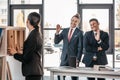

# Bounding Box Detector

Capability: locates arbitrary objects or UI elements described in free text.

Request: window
[114,0,120,68]
[10,0,42,4]
[82,9,109,33]
[44,0,77,28]
[115,0,120,28]
[0,9,7,15]
[79,0,113,4]
[44,0,77,79]
[1,19,7,24]
[0,0,7,25]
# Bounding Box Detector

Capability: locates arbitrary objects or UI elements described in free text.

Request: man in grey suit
[54,13,83,80]
[82,18,109,80]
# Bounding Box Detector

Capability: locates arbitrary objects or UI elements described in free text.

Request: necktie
[68,29,73,42]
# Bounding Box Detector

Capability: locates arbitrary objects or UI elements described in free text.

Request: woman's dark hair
[89,18,99,24]
[28,12,41,31]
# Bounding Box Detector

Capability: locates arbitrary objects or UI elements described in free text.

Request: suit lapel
[69,28,78,43]
[91,31,97,45]
[92,31,95,40]
[100,30,103,38]
[65,28,69,43]
[66,28,69,37]
[25,29,35,43]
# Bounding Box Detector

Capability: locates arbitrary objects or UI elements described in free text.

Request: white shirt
[93,31,101,44]
[28,28,35,36]
[25,28,35,40]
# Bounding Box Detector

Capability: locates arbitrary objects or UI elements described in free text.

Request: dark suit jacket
[14,29,43,76]
[54,27,83,66]
[82,30,109,67]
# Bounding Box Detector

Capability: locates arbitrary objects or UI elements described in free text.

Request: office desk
[47,66,120,80]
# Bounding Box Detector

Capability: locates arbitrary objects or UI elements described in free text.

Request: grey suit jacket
[54,27,83,66]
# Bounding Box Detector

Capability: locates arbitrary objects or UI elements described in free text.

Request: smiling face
[89,20,99,31]
[70,16,80,28]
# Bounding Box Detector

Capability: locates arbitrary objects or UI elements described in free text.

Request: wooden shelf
[0,26,25,80]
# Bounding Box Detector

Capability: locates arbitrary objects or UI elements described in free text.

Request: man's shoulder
[63,28,69,30]
[76,28,83,32]
[100,30,109,35]
[100,30,108,33]
[85,30,92,34]
[61,28,69,33]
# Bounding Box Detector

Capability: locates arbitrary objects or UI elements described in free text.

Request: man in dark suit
[82,18,109,80]
[54,13,83,80]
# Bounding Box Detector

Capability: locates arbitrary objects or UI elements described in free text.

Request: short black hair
[89,18,99,23]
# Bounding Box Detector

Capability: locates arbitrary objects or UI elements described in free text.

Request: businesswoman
[9,12,43,80]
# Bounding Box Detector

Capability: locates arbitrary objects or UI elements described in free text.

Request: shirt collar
[70,27,76,30]
[93,31,97,36]
[29,28,35,35]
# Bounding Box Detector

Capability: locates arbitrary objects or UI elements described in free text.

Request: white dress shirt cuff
[97,39,102,44]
